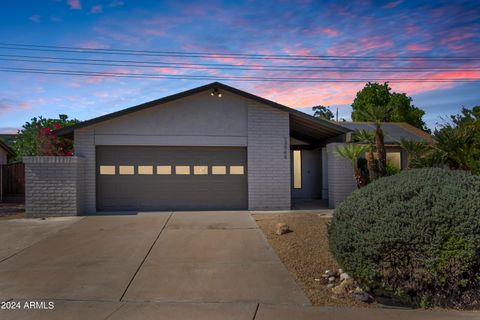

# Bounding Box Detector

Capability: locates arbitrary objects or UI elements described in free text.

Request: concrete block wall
[24,156,84,217]
[326,143,357,208]
[247,102,291,210]
[74,127,96,214]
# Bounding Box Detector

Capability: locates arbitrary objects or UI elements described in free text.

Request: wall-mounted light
[211,88,222,98]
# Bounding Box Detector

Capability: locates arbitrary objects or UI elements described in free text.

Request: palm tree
[359,105,393,177]
[336,144,369,188]
[399,138,427,169]
[353,129,377,181]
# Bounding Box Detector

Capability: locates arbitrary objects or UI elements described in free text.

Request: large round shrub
[328,168,480,308]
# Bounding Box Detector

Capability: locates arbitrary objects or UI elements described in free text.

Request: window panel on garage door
[96,146,247,211]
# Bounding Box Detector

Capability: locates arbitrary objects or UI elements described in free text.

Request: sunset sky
[0,0,479,133]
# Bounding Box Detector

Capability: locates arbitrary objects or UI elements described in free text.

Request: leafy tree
[12,114,79,161]
[312,105,334,120]
[389,93,428,131]
[351,82,427,131]
[335,144,369,188]
[353,129,377,181]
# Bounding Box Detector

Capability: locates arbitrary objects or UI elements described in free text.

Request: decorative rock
[326,283,335,289]
[324,270,336,277]
[331,278,355,297]
[338,268,343,274]
[275,223,290,235]
[328,276,335,283]
[352,291,371,302]
[340,272,351,281]
[314,278,321,282]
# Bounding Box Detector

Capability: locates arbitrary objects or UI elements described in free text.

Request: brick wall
[247,102,291,210]
[326,143,357,208]
[24,156,84,217]
[74,127,96,214]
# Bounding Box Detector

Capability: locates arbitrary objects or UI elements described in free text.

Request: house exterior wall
[0,148,7,165]
[247,102,291,210]
[24,156,84,217]
[68,90,291,213]
[74,127,95,214]
[326,143,356,209]
[92,91,248,147]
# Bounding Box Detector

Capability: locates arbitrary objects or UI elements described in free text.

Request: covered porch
[288,112,352,209]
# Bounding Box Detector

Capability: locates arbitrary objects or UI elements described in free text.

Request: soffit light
[210,88,222,98]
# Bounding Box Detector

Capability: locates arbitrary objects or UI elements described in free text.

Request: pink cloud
[382,0,402,9]
[143,28,166,37]
[91,5,103,14]
[326,36,394,56]
[406,44,431,52]
[77,41,109,49]
[0,127,19,134]
[68,0,82,10]
[320,28,339,37]
[304,27,340,37]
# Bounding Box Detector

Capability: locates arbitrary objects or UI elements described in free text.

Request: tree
[312,105,334,120]
[335,144,369,188]
[351,82,427,131]
[432,106,480,174]
[355,101,393,177]
[12,114,79,161]
[399,138,428,169]
[353,129,377,181]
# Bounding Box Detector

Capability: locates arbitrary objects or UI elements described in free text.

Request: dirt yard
[253,213,375,308]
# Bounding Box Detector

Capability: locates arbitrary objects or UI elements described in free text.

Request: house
[0,139,14,165]
[24,82,432,216]
[339,122,434,170]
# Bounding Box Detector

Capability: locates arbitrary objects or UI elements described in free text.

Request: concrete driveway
[0,212,477,320]
[0,211,307,319]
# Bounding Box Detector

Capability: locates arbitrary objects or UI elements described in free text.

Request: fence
[1,162,25,202]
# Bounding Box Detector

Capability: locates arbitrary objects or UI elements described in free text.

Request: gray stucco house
[23,82,432,216]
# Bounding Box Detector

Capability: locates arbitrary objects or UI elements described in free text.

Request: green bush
[328,168,480,308]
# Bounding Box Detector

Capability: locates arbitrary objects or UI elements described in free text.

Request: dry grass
[253,212,375,308]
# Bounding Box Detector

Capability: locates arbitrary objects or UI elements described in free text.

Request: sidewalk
[1,301,478,320]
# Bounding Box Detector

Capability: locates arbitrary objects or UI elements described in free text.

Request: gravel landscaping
[253,212,376,308]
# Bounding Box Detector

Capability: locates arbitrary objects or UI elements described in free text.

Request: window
[293,150,302,189]
[176,166,190,175]
[119,165,134,175]
[387,152,402,170]
[138,165,153,175]
[230,165,244,175]
[194,166,208,175]
[212,166,226,175]
[100,165,115,175]
[157,165,172,175]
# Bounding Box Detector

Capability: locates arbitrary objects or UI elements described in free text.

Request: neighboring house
[25,82,432,216]
[340,122,434,170]
[0,139,14,165]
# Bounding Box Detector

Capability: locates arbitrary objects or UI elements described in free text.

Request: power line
[1,55,480,73]
[1,43,479,61]
[0,66,478,83]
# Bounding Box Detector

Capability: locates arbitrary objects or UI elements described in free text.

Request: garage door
[96,146,247,211]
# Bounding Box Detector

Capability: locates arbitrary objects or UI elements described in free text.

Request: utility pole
[336,108,339,122]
